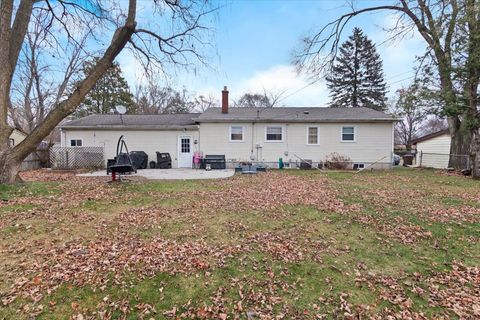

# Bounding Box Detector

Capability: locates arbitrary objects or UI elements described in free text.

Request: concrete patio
[77,168,235,180]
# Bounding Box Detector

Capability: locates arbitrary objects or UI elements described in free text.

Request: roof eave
[60,124,199,130]
[411,129,450,144]
[196,118,397,123]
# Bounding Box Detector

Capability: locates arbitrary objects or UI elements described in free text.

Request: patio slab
[77,168,235,180]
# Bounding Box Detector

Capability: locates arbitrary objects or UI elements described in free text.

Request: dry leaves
[0,169,478,319]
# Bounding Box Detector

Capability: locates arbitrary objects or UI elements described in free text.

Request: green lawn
[0,168,479,319]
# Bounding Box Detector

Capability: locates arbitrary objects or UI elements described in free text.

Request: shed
[412,130,451,168]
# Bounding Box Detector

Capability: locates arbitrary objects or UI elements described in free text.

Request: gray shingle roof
[197,107,396,123]
[61,114,200,129]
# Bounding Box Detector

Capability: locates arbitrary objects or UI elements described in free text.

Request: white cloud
[117,53,147,90]
[239,65,329,107]
[196,65,329,107]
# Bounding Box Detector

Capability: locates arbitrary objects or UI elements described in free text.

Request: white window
[353,163,365,169]
[266,126,283,142]
[70,139,83,147]
[341,126,355,142]
[307,126,319,145]
[229,126,244,142]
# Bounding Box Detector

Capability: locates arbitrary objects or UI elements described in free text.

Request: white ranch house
[60,88,397,169]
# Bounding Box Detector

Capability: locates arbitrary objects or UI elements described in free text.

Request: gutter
[195,118,399,124]
[59,124,200,131]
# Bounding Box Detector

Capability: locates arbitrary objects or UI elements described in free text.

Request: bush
[324,152,352,170]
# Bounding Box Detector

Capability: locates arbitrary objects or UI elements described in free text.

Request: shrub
[324,152,352,170]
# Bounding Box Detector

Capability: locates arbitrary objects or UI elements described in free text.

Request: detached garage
[412,130,451,168]
[60,114,200,168]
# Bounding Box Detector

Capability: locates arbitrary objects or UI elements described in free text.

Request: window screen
[230,126,243,141]
[308,127,319,144]
[342,127,355,141]
[266,127,282,141]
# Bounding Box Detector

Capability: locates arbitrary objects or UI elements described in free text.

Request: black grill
[156,152,172,169]
[201,155,226,169]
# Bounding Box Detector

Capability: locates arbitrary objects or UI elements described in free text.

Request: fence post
[419,151,423,167]
[476,151,480,179]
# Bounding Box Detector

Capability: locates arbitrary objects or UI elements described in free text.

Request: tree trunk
[470,130,480,179]
[0,0,137,184]
[0,151,22,183]
[448,116,471,170]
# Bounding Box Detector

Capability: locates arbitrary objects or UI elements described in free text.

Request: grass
[0,168,478,319]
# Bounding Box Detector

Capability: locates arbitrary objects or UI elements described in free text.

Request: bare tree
[193,93,218,112]
[420,116,448,136]
[0,0,213,183]
[134,81,194,114]
[9,10,90,134]
[391,84,425,150]
[295,0,480,177]
[234,88,286,108]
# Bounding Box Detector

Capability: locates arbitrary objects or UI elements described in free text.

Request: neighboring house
[412,129,451,168]
[60,87,397,169]
[9,127,27,147]
[8,127,49,170]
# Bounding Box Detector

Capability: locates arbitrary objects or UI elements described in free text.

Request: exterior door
[178,135,193,168]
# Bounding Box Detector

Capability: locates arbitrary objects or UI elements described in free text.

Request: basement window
[353,163,365,170]
[70,139,83,147]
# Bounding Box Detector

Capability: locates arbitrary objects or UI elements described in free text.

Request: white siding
[199,122,394,169]
[9,129,27,146]
[416,133,451,168]
[62,129,199,168]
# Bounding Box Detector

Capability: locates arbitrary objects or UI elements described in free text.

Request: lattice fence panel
[50,146,104,169]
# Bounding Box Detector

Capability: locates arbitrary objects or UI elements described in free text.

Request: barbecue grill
[201,155,226,170]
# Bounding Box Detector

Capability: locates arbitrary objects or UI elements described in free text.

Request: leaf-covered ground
[0,168,479,319]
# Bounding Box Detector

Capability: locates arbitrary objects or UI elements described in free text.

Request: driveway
[77,168,235,180]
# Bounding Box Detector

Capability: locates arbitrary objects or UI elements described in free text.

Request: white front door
[178,135,193,168]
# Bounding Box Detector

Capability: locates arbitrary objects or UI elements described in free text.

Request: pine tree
[74,58,135,117]
[326,28,387,111]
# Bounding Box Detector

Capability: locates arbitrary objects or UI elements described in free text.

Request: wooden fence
[20,148,49,171]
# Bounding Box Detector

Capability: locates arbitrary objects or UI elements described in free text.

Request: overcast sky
[117,0,426,107]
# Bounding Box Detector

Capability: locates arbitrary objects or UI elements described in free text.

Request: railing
[50,146,104,170]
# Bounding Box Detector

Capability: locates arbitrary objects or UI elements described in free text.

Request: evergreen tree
[74,58,135,117]
[326,28,387,111]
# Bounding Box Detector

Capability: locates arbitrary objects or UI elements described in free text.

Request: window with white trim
[230,126,244,142]
[70,139,83,147]
[266,126,283,141]
[307,127,319,145]
[341,126,355,142]
[353,163,365,169]
[9,138,15,147]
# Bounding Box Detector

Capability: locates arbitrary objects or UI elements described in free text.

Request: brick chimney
[221,86,229,114]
